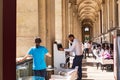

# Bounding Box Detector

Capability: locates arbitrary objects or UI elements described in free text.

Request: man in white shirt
[84,41,90,58]
[59,34,83,80]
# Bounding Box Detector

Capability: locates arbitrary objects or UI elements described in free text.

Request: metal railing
[16,58,33,79]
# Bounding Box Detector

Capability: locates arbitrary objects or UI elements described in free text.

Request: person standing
[84,41,90,58]
[17,37,51,79]
[59,34,83,80]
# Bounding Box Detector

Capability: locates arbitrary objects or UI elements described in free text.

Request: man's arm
[46,52,52,57]
[64,41,76,52]
[17,54,31,62]
[58,41,76,52]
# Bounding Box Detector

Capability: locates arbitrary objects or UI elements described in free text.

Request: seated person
[92,46,98,59]
[100,46,111,59]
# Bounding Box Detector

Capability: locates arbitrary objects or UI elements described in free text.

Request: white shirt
[64,39,83,56]
[84,42,90,48]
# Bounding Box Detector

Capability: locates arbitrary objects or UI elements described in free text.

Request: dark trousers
[72,55,83,80]
[84,48,89,58]
[33,69,47,80]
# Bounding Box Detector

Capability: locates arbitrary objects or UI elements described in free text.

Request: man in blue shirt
[17,37,51,79]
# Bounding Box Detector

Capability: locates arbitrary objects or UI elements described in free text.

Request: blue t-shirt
[28,46,48,70]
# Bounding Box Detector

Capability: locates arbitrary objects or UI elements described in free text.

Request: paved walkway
[82,57,115,80]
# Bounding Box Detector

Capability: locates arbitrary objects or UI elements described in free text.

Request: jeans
[33,69,47,80]
[72,55,83,80]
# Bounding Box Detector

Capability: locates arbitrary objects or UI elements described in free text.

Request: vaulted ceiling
[70,0,103,26]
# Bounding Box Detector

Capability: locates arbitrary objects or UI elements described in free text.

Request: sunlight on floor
[82,55,114,80]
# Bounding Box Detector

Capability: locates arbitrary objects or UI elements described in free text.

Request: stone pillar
[93,22,98,41]
[46,0,55,65]
[96,18,99,37]
[68,3,74,33]
[114,0,119,27]
[72,11,74,33]
[55,0,62,43]
[98,11,101,36]
[68,3,71,33]
[96,16,99,37]
[103,1,107,33]
[118,0,120,27]
[17,0,39,57]
[73,13,77,36]
[0,0,2,79]
[38,0,47,46]
[62,0,69,47]
[70,7,74,33]
[101,6,104,33]
[110,0,114,28]
[75,14,82,41]
[107,0,110,30]
[93,23,95,37]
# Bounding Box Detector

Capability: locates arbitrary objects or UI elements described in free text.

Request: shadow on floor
[82,73,88,77]
[83,62,97,67]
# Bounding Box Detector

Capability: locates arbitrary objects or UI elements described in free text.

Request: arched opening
[81,19,93,43]
[82,26,93,43]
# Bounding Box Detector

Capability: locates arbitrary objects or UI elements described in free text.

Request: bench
[97,58,113,71]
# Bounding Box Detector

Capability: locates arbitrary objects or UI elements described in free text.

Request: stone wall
[16,0,38,57]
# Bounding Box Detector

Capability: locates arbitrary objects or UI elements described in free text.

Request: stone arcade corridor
[16,0,120,80]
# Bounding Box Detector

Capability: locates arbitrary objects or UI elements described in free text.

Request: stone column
[93,22,96,40]
[70,6,74,33]
[96,19,99,37]
[0,0,2,79]
[68,3,74,33]
[110,0,114,28]
[96,16,99,37]
[103,1,107,33]
[55,0,62,43]
[98,11,101,36]
[114,0,119,27]
[101,6,104,33]
[107,0,110,30]
[38,0,47,46]
[73,13,77,36]
[93,22,97,41]
[68,3,71,33]
[75,14,82,41]
[62,0,69,47]
[118,0,120,27]
[46,0,55,65]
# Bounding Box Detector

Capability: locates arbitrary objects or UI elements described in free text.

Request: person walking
[17,37,51,80]
[83,41,90,58]
[59,34,83,80]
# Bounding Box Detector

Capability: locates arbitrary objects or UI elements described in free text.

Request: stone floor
[82,56,115,80]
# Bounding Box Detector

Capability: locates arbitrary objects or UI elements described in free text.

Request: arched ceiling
[76,0,102,26]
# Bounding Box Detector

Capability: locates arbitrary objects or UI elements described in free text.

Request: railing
[16,58,33,79]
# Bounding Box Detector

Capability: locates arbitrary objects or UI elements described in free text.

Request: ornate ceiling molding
[76,0,102,26]
[79,15,96,22]
[78,1,99,11]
